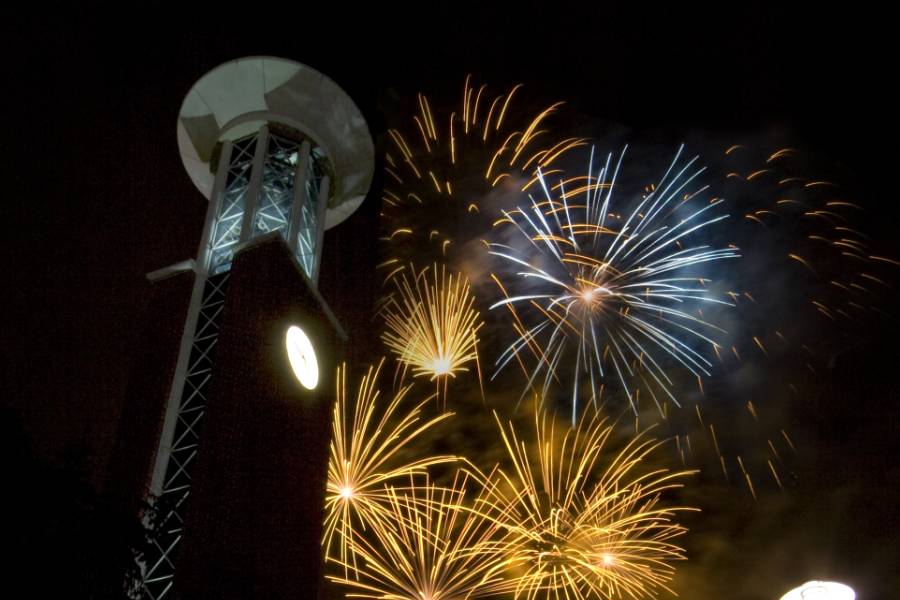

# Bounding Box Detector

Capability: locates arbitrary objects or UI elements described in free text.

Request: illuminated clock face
[286,325,319,390]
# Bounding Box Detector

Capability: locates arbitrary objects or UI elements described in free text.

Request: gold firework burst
[715,145,898,496]
[323,360,458,573]
[726,144,896,334]
[381,263,484,396]
[379,76,585,279]
[326,471,513,600]
[483,407,695,600]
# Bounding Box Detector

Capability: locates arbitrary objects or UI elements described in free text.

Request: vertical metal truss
[207,127,329,281]
[252,132,301,239]
[207,135,257,275]
[295,146,328,279]
[255,132,329,281]
[140,272,230,599]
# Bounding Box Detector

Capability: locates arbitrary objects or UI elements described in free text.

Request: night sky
[3,5,898,599]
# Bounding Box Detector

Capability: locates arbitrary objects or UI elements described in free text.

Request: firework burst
[323,360,458,573]
[724,144,896,346]
[326,471,513,599]
[381,263,484,399]
[489,145,739,419]
[481,407,694,600]
[677,144,899,497]
[379,76,585,280]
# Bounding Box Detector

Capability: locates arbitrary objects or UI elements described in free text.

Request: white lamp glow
[286,325,319,390]
[780,581,855,600]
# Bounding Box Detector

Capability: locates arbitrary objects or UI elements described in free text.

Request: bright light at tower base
[780,581,855,600]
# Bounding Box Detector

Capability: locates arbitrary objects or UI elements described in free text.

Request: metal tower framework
[141,123,331,599]
[134,56,374,599]
[141,271,229,599]
[206,126,331,279]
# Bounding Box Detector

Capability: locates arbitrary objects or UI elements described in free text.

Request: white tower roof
[176,56,374,229]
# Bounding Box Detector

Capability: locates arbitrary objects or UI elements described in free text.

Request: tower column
[119,56,374,599]
[287,140,312,258]
[312,175,330,281]
[239,124,270,245]
[198,140,233,272]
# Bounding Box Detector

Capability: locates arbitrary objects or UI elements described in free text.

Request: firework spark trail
[709,145,899,494]
[323,360,459,574]
[326,471,515,599]
[379,76,585,279]
[490,146,739,420]
[727,145,897,339]
[476,406,694,600]
[381,263,484,402]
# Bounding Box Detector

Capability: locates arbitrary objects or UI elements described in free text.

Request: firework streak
[381,263,484,403]
[323,361,458,574]
[476,408,695,600]
[490,146,739,421]
[379,76,585,280]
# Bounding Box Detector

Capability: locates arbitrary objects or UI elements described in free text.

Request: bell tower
[112,57,374,599]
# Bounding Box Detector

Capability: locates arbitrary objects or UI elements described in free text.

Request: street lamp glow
[780,581,855,600]
[286,325,319,390]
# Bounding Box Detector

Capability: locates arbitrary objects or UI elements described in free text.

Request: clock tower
[109,57,374,599]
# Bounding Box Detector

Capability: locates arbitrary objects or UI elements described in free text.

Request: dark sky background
[2,4,898,599]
